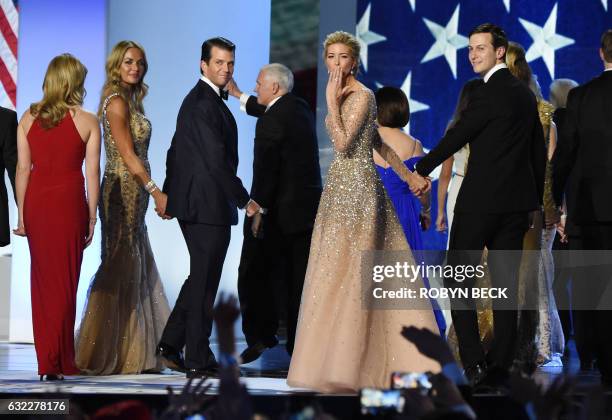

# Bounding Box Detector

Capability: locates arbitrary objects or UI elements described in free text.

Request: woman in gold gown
[75,41,170,375]
[287,31,440,393]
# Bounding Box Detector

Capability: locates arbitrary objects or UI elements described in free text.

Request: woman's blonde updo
[98,40,148,117]
[30,53,87,129]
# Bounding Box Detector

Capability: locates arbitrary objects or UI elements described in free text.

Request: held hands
[326,67,351,108]
[154,191,172,220]
[245,199,261,217]
[225,78,242,99]
[408,172,431,197]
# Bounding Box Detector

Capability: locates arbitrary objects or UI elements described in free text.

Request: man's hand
[245,200,261,217]
[225,78,242,99]
[251,213,264,238]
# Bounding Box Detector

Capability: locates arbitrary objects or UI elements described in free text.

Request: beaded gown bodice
[100,93,152,253]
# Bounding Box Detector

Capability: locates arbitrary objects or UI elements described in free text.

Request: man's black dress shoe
[186,362,219,379]
[156,343,186,373]
[464,361,488,387]
[240,338,278,364]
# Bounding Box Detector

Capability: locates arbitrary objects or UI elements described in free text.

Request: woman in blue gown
[373,86,446,335]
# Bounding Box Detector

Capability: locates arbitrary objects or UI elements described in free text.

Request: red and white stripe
[0,0,17,110]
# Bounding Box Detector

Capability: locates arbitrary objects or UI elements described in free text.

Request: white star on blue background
[356,3,387,72]
[519,3,575,78]
[420,4,469,79]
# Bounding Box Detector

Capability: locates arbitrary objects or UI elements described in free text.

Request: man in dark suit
[0,106,17,248]
[553,29,612,385]
[414,23,546,384]
[157,37,261,378]
[227,63,322,363]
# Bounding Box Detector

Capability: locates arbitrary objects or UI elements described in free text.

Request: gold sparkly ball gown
[75,93,171,375]
[286,85,440,393]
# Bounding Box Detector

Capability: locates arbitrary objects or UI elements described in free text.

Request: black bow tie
[220,89,228,100]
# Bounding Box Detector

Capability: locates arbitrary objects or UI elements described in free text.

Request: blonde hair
[506,41,542,98]
[98,40,148,117]
[30,53,87,129]
[323,31,360,71]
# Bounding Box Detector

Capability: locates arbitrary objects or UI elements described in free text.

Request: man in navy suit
[553,29,612,385]
[157,37,261,378]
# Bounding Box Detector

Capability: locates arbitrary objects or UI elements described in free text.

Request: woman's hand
[436,212,447,232]
[420,210,431,231]
[84,218,96,248]
[326,67,351,109]
[13,219,26,237]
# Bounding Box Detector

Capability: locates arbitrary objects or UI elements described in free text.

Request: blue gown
[376,156,446,335]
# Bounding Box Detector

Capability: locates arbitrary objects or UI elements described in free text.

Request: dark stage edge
[2,340,612,419]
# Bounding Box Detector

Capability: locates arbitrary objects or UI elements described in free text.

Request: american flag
[356,0,611,249]
[0,0,17,110]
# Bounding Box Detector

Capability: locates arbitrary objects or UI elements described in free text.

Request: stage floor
[0,340,313,395]
[0,339,604,396]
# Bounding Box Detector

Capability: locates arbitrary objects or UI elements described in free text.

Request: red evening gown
[24,113,88,375]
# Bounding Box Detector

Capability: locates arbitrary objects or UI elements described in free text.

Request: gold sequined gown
[75,93,170,375]
[286,86,440,393]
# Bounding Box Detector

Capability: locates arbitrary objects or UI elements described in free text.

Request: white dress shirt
[483,63,508,83]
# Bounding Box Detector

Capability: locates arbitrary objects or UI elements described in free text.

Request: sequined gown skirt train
[75,170,170,375]
[287,157,440,393]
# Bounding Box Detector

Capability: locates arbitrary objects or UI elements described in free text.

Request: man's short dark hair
[601,29,612,62]
[201,37,235,63]
[375,86,410,128]
[469,23,508,58]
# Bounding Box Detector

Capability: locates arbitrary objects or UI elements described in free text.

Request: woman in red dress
[14,54,101,380]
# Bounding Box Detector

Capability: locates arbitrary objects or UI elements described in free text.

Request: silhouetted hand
[401,326,454,365]
[161,377,213,420]
[401,388,435,418]
[213,293,240,354]
[428,373,466,408]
